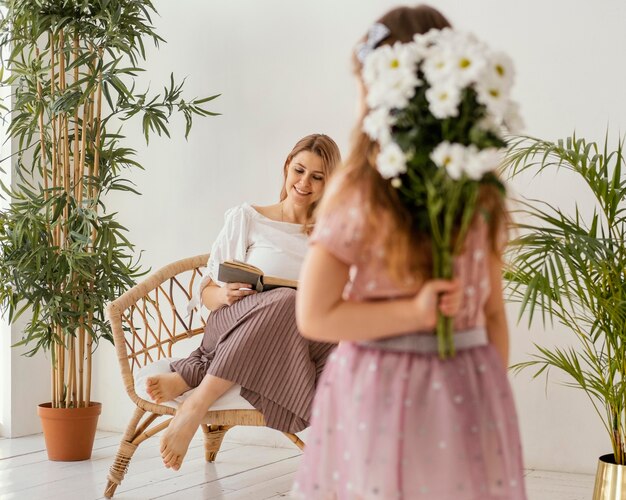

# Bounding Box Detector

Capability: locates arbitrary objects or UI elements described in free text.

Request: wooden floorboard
[0,431,596,499]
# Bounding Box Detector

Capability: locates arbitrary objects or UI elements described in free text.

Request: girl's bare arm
[483,253,510,367]
[296,244,461,342]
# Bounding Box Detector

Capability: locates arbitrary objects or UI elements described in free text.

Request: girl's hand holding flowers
[411,279,462,331]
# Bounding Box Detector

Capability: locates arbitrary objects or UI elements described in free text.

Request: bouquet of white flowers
[362,27,522,358]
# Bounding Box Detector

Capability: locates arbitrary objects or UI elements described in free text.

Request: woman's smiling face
[283,151,326,207]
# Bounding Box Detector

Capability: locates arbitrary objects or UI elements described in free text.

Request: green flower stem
[434,245,454,358]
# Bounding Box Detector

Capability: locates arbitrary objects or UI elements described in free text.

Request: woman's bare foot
[146,372,190,404]
[160,400,204,470]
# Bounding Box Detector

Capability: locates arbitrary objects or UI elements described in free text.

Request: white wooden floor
[0,431,595,499]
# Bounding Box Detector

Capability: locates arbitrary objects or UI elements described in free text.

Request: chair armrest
[107,254,210,404]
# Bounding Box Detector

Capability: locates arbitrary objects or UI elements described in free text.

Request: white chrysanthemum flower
[478,147,504,172]
[366,74,420,110]
[396,41,422,68]
[418,27,454,47]
[430,141,466,180]
[503,100,524,134]
[363,108,395,145]
[426,84,461,119]
[449,44,487,87]
[463,145,482,180]
[376,142,408,179]
[489,51,515,91]
[402,40,428,64]
[465,146,503,180]
[476,74,508,120]
[422,46,454,85]
[362,44,392,87]
[363,43,421,110]
[477,113,502,135]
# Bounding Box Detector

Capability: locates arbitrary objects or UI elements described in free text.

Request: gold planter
[593,454,626,499]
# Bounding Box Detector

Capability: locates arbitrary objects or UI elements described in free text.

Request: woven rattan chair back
[103,254,304,498]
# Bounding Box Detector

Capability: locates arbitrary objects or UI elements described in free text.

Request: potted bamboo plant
[504,134,626,499]
[0,0,217,461]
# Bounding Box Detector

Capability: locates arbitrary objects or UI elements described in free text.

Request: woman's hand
[220,282,257,306]
[411,279,462,331]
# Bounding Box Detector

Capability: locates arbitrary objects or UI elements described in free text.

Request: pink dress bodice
[311,191,492,332]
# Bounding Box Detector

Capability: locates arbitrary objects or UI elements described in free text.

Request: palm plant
[0,0,218,410]
[505,134,626,464]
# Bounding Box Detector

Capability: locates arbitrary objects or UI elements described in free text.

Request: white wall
[0,60,10,436]
[85,0,625,474]
[0,109,50,437]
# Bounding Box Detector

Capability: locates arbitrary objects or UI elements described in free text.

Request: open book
[217,260,298,292]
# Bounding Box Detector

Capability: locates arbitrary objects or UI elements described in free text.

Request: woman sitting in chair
[146,133,341,470]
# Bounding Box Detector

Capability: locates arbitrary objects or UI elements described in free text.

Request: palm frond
[505,132,626,462]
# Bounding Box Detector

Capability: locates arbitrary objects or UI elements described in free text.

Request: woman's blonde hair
[279,134,341,232]
[319,5,509,283]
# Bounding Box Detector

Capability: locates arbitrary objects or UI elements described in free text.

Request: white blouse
[188,203,308,312]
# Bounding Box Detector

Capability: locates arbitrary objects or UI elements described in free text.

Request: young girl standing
[293,5,526,500]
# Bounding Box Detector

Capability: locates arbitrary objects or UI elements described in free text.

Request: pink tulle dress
[292,194,527,500]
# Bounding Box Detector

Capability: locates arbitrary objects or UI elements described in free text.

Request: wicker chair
[103,254,305,498]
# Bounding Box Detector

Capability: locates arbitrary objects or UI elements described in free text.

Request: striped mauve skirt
[170,288,336,433]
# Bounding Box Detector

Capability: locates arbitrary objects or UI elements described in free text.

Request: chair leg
[104,439,139,498]
[283,432,305,450]
[202,424,230,462]
[104,407,155,499]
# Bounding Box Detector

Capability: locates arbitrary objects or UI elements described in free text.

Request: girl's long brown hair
[319,5,509,283]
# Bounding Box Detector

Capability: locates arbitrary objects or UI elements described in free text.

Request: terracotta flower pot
[37,402,102,461]
[593,454,626,499]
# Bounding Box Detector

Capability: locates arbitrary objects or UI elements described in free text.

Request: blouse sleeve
[187,205,250,313]
[310,189,365,266]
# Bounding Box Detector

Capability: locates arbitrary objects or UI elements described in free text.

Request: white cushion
[134,358,255,411]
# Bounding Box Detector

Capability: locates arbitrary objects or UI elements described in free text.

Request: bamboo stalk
[71,335,77,407]
[55,342,60,408]
[51,347,57,407]
[86,316,93,406]
[87,81,95,205]
[65,334,74,408]
[59,31,73,407]
[34,47,49,202]
[53,333,58,408]
[92,48,104,201]
[78,98,90,206]
[69,33,82,408]
[59,29,70,244]
[49,33,61,250]
[85,49,103,409]
[49,33,62,408]
[78,322,85,407]
[58,325,65,408]
[59,30,80,409]
[49,32,57,178]
[73,33,80,199]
